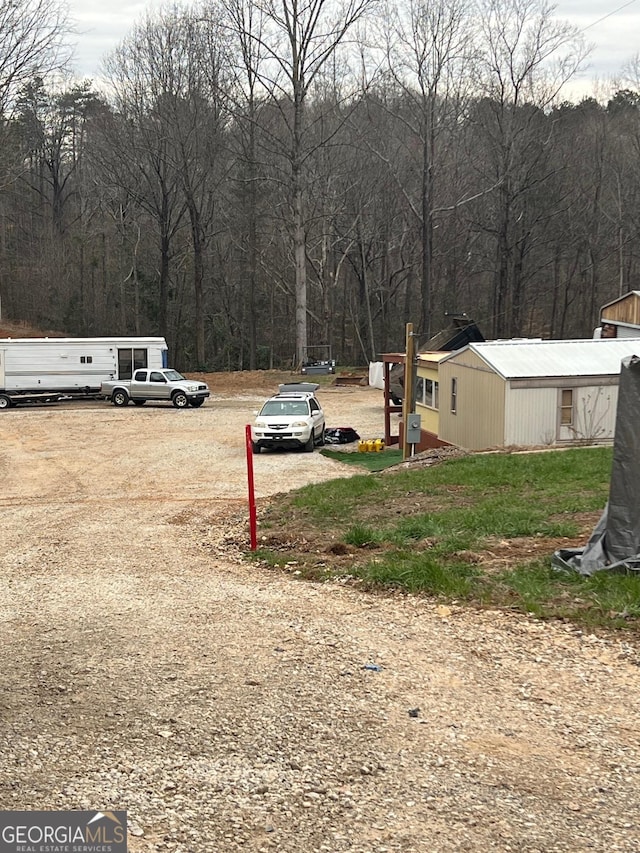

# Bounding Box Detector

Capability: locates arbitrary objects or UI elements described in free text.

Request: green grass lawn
[253,446,640,631]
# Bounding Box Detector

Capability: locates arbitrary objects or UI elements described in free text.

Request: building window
[415,376,425,404]
[561,389,573,425]
[425,379,439,410]
[451,377,457,414]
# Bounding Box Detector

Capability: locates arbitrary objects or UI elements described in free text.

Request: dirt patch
[191,369,305,395]
[466,512,605,574]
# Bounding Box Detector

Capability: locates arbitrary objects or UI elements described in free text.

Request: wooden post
[402,323,415,461]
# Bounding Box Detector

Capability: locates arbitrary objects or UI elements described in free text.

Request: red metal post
[245,424,258,550]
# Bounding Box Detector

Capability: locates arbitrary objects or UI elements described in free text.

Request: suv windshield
[260,399,310,416]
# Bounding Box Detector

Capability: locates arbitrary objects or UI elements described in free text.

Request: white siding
[504,384,619,445]
[0,338,167,392]
[3,341,117,390]
[504,387,558,445]
[567,385,618,442]
[615,325,640,338]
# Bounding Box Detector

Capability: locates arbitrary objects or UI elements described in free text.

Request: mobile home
[0,337,168,408]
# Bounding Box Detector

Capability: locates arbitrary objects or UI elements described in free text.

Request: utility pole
[402,322,416,461]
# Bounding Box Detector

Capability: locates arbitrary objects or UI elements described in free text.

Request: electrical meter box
[405,414,422,445]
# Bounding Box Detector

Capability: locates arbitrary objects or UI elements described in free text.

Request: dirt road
[1,383,639,852]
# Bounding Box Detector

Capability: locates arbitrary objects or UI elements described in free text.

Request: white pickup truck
[101,368,210,408]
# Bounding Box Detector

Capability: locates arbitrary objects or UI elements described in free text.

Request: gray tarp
[552,354,640,575]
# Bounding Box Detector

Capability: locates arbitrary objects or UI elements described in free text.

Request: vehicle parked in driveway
[101,368,209,408]
[251,391,325,453]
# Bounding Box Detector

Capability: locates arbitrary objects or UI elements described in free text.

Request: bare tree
[379,0,475,339]
[158,5,233,367]
[0,0,70,116]
[237,0,378,366]
[223,0,266,368]
[101,15,192,343]
[621,53,640,91]
[471,0,588,337]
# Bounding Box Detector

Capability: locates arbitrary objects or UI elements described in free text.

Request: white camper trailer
[0,337,168,408]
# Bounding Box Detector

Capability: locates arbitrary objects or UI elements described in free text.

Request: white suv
[251,392,325,453]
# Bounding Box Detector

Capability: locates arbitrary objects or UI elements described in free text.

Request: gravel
[1,385,640,852]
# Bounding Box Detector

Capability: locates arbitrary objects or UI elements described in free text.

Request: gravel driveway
[1,385,639,852]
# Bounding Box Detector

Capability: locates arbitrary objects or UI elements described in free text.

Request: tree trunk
[292,87,307,367]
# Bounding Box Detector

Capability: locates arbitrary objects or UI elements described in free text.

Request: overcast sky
[558,0,640,95]
[67,0,640,100]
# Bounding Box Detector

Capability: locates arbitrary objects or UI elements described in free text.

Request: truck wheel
[133,400,146,406]
[252,442,261,454]
[303,433,314,452]
[190,399,204,408]
[0,394,12,409]
[172,391,189,408]
[112,390,129,407]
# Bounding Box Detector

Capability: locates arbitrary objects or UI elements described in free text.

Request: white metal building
[437,338,640,450]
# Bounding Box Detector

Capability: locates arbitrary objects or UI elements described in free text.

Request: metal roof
[444,338,640,380]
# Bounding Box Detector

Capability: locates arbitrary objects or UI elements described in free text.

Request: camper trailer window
[134,349,148,370]
[80,356,93,364]
[118,349,133,379]
[119,347,149,379]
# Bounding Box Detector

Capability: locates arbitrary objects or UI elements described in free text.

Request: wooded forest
[0,0,638,370]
